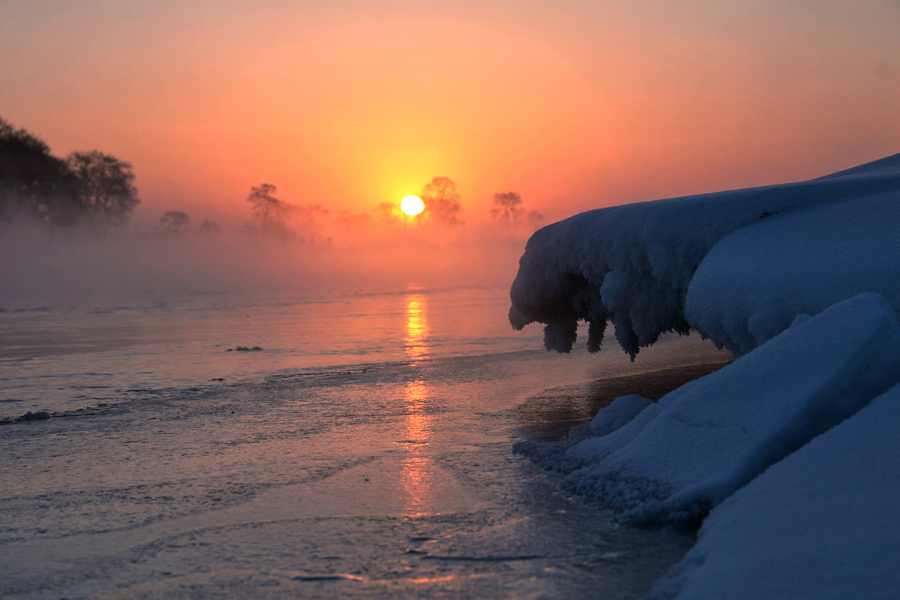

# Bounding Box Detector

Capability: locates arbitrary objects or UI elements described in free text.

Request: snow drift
[686,189,900,354]
[509,152,900,357]
[510,152,900,597]
[560,293,900,525]
[649,382,900,600]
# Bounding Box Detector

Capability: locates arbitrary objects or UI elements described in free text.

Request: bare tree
[420,177,463,226]
[1,116,79,224]
[246,183,296,237]
[158,210,191,237]
[490,192,523,225]
[246,183,330,242]
[372,202,400,224]
[66,150,139,230]
[294,203,329,227]
[490,191,543,230]
[198,219,220,235]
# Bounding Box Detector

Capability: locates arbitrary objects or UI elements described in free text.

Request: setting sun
[401,195,425,216]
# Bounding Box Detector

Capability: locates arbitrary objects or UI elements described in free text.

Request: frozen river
[0,287,730,598]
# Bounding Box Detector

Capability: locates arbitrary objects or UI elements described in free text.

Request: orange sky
[2,1,899,226]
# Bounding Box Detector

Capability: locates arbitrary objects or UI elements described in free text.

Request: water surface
[0,286,731,598]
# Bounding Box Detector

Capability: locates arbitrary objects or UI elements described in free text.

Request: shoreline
[516,359,734,443]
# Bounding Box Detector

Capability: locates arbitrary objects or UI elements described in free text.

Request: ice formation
[510,152,900,598]
[649,382,900,600]
[565,394,652,445]
[509,152,900,357]
[563,294,900,525]
[686,190,900,354]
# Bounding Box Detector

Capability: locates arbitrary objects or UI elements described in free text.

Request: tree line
[2,115,544,238]
[0,116,139,229]
[246,176,542,240]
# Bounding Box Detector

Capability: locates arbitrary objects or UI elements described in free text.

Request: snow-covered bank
[510,152,900,357]
[510,153,900,598]
[686,189,900,354]
[648,382,900,600]
[546,294,900,525]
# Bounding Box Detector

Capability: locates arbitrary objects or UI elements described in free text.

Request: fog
[0,212,535,309]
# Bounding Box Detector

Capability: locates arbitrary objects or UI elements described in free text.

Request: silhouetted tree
[372,202,400,224]
[158,210,191,237]
[490,190,543,230]
[246,183,330,241]
[0,117,79,223]
[490,192,523,225]
[246,183,298,237]
[66,150,139,230]
[1,117,140,229]
[294,203,329,227]
[420,177,463,226]
[198,219,220,235]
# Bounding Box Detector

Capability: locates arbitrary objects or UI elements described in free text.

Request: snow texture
[566,394,652,445]
[510,152,900,597]
[560,294,900,525]
[649,382,900,600]
[686,189,900,354]
[509,152,900,357]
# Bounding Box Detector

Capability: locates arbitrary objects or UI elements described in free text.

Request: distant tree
[157,210,191,237]
[0,116,79,224]
[66,150,139,230]
[1,117,140,229]
[198,219,220,235]
[246,183,330,241]
[372,202,400,224]
[246,183,302,239]
[490,191,543,230]
[490,192,523,225]
[420,177,463,226]
[294,203,329,227]
[247,183,290,231]
[336,210,373,229]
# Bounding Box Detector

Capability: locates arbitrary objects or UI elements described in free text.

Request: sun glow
[401,195,425,216]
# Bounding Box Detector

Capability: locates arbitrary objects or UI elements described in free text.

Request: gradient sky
[2,0,899,225]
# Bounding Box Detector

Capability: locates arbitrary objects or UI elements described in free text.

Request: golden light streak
[404,293,429,361]
[401,293,433,516]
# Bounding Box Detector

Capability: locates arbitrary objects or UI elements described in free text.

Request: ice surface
[649,382,900,600]
[509,152,900,357]
[560,294,900,524]
[0,310,728,599]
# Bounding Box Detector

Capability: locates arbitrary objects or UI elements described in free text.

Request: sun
[401,195,425,216]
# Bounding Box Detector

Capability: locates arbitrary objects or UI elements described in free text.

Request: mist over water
[0,205,733,600]
[0,215,548,419]
[0,216,530,309]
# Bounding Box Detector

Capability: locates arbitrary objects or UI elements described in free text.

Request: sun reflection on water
[401,292,434,516]
[404,293,429,361]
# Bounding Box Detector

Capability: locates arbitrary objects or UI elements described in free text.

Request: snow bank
[566,394,652,445]
[509,153,900,357]
[686,190,900,354]
[510,153,900,596]
[561,294,900,525]
[649,382,900,600]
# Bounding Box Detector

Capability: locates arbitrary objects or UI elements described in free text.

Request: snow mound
[560,294,900,525]
[566,394,652,445]
[650,382,900,600]
[509,153,900,357]
[686,190,900,354]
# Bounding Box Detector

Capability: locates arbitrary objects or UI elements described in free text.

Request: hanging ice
[509,153,900,357]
